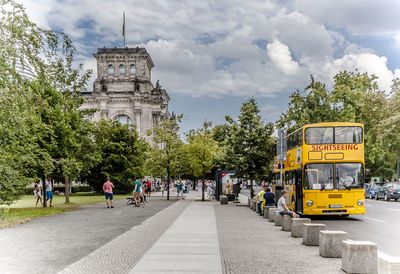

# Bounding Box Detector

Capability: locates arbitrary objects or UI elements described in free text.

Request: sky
[21,0,400,134]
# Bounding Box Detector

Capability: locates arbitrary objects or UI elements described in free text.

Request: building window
[108,64,114,75]
[119,64,125,75]
[115,114,133,125]
[130,64,136,75]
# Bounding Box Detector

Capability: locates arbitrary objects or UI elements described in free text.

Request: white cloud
[267,39,299,75]
[305,53,400,93]
[19,0,400,99]
[294,0,400,36]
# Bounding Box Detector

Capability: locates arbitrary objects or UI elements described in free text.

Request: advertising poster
[221,172,237,195]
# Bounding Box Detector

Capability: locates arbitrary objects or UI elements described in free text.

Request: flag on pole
[122,12,126,47]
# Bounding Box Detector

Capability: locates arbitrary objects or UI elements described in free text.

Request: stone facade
[81,47,170,143]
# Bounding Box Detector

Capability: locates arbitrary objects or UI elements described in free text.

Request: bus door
[295,168,303,213]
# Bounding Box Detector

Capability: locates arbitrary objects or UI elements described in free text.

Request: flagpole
[123,12,126,47]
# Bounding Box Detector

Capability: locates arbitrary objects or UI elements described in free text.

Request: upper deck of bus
[284,122,364,169]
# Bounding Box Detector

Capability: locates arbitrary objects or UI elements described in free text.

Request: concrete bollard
[378,252,400,274]
[291,218,311,238]
[341,240,378,274]
[282,215,291,231]
[263,206,276,219]
[268,209,277,222]
[252,200,257,212]
[220,195,228,204]
[248,197,251,207]
[319,231,347,258]
[303,223,326,246]
[249,199,254,210]
[274,211,283,226]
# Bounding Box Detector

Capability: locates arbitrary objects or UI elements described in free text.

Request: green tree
[277,76,335,133]
[83,120,148,194]
[146,115,183,200]
[377,78,400,179]
[186,121,222,201]
[224,99,275,198]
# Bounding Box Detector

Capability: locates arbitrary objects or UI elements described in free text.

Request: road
[240,187,400,257]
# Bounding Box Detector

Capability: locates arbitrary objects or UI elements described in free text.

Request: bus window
[334,127,362,144]
[297,129,303,146]
[305,127,333,144]
[304,163,334,190]
[336,163,364,189]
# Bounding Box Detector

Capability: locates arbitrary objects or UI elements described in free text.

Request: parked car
[365,181,384,199]
[366,185,381,199]
[375,183,400,201]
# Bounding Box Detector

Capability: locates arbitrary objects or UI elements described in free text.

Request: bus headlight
[357,200,364,206]
[307,200,314,207]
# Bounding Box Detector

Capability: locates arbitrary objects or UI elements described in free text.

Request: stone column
[134,109,142,136]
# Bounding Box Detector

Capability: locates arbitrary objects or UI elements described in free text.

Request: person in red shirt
[103,177,115,208]
[146,181,152,197]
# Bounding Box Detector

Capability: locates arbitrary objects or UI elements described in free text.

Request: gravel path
[0,197,179,274]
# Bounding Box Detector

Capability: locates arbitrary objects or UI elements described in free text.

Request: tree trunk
[202,171,205,201]
[42,175,47,208]
[65,175,70,203]
[250,179,254,199]
[193,178,196,190]
[167,169,170,201]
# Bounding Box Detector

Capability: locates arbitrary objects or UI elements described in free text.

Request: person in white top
[33,180,42,207]
[277,190,298,218]
[45,178,53,207]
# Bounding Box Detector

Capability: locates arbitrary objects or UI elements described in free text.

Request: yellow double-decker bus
[272,122,365,216]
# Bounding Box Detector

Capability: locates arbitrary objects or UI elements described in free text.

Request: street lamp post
[397,153,399,182]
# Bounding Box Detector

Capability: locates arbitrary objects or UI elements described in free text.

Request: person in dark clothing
[263,188,275,206]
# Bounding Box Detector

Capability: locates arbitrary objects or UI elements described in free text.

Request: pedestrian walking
[133,179,141,206]
[33,180,42,207]
[177,181,184,199]
[45,178,53,207]
[146,181,152,197]
[103,177,115,208]
[161,182,165,198]
[207,183,212,199]
[140,185,147,204]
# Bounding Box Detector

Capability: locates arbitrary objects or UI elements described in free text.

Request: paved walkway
[130,202,222,273]
[0,196,178,274]
[1,190,346,273]
[215,202,342,274]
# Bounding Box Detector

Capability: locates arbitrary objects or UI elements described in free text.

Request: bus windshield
[336,163,364,189]
[304,164,334,190]
[305,163,364,190]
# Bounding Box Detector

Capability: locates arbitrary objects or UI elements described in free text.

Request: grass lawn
[0,193,131,228]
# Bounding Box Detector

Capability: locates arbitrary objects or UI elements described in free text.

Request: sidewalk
[214,202,342,274]
[130,201,222,273]
[55,192,343,274]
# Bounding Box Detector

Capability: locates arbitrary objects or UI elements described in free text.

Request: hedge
[23,185,92,195]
